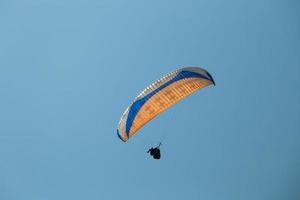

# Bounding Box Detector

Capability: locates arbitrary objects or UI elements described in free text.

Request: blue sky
[0,0,299,199]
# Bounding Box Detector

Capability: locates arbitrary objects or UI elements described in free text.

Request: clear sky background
[0,0,299,200]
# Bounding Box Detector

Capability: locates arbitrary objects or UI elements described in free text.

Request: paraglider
[147,143,162,160]
[116,66,215,159]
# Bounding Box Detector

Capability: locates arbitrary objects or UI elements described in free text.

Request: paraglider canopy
[117,66,215,142]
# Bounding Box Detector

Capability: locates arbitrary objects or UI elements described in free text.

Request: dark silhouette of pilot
[147,143,162,159]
